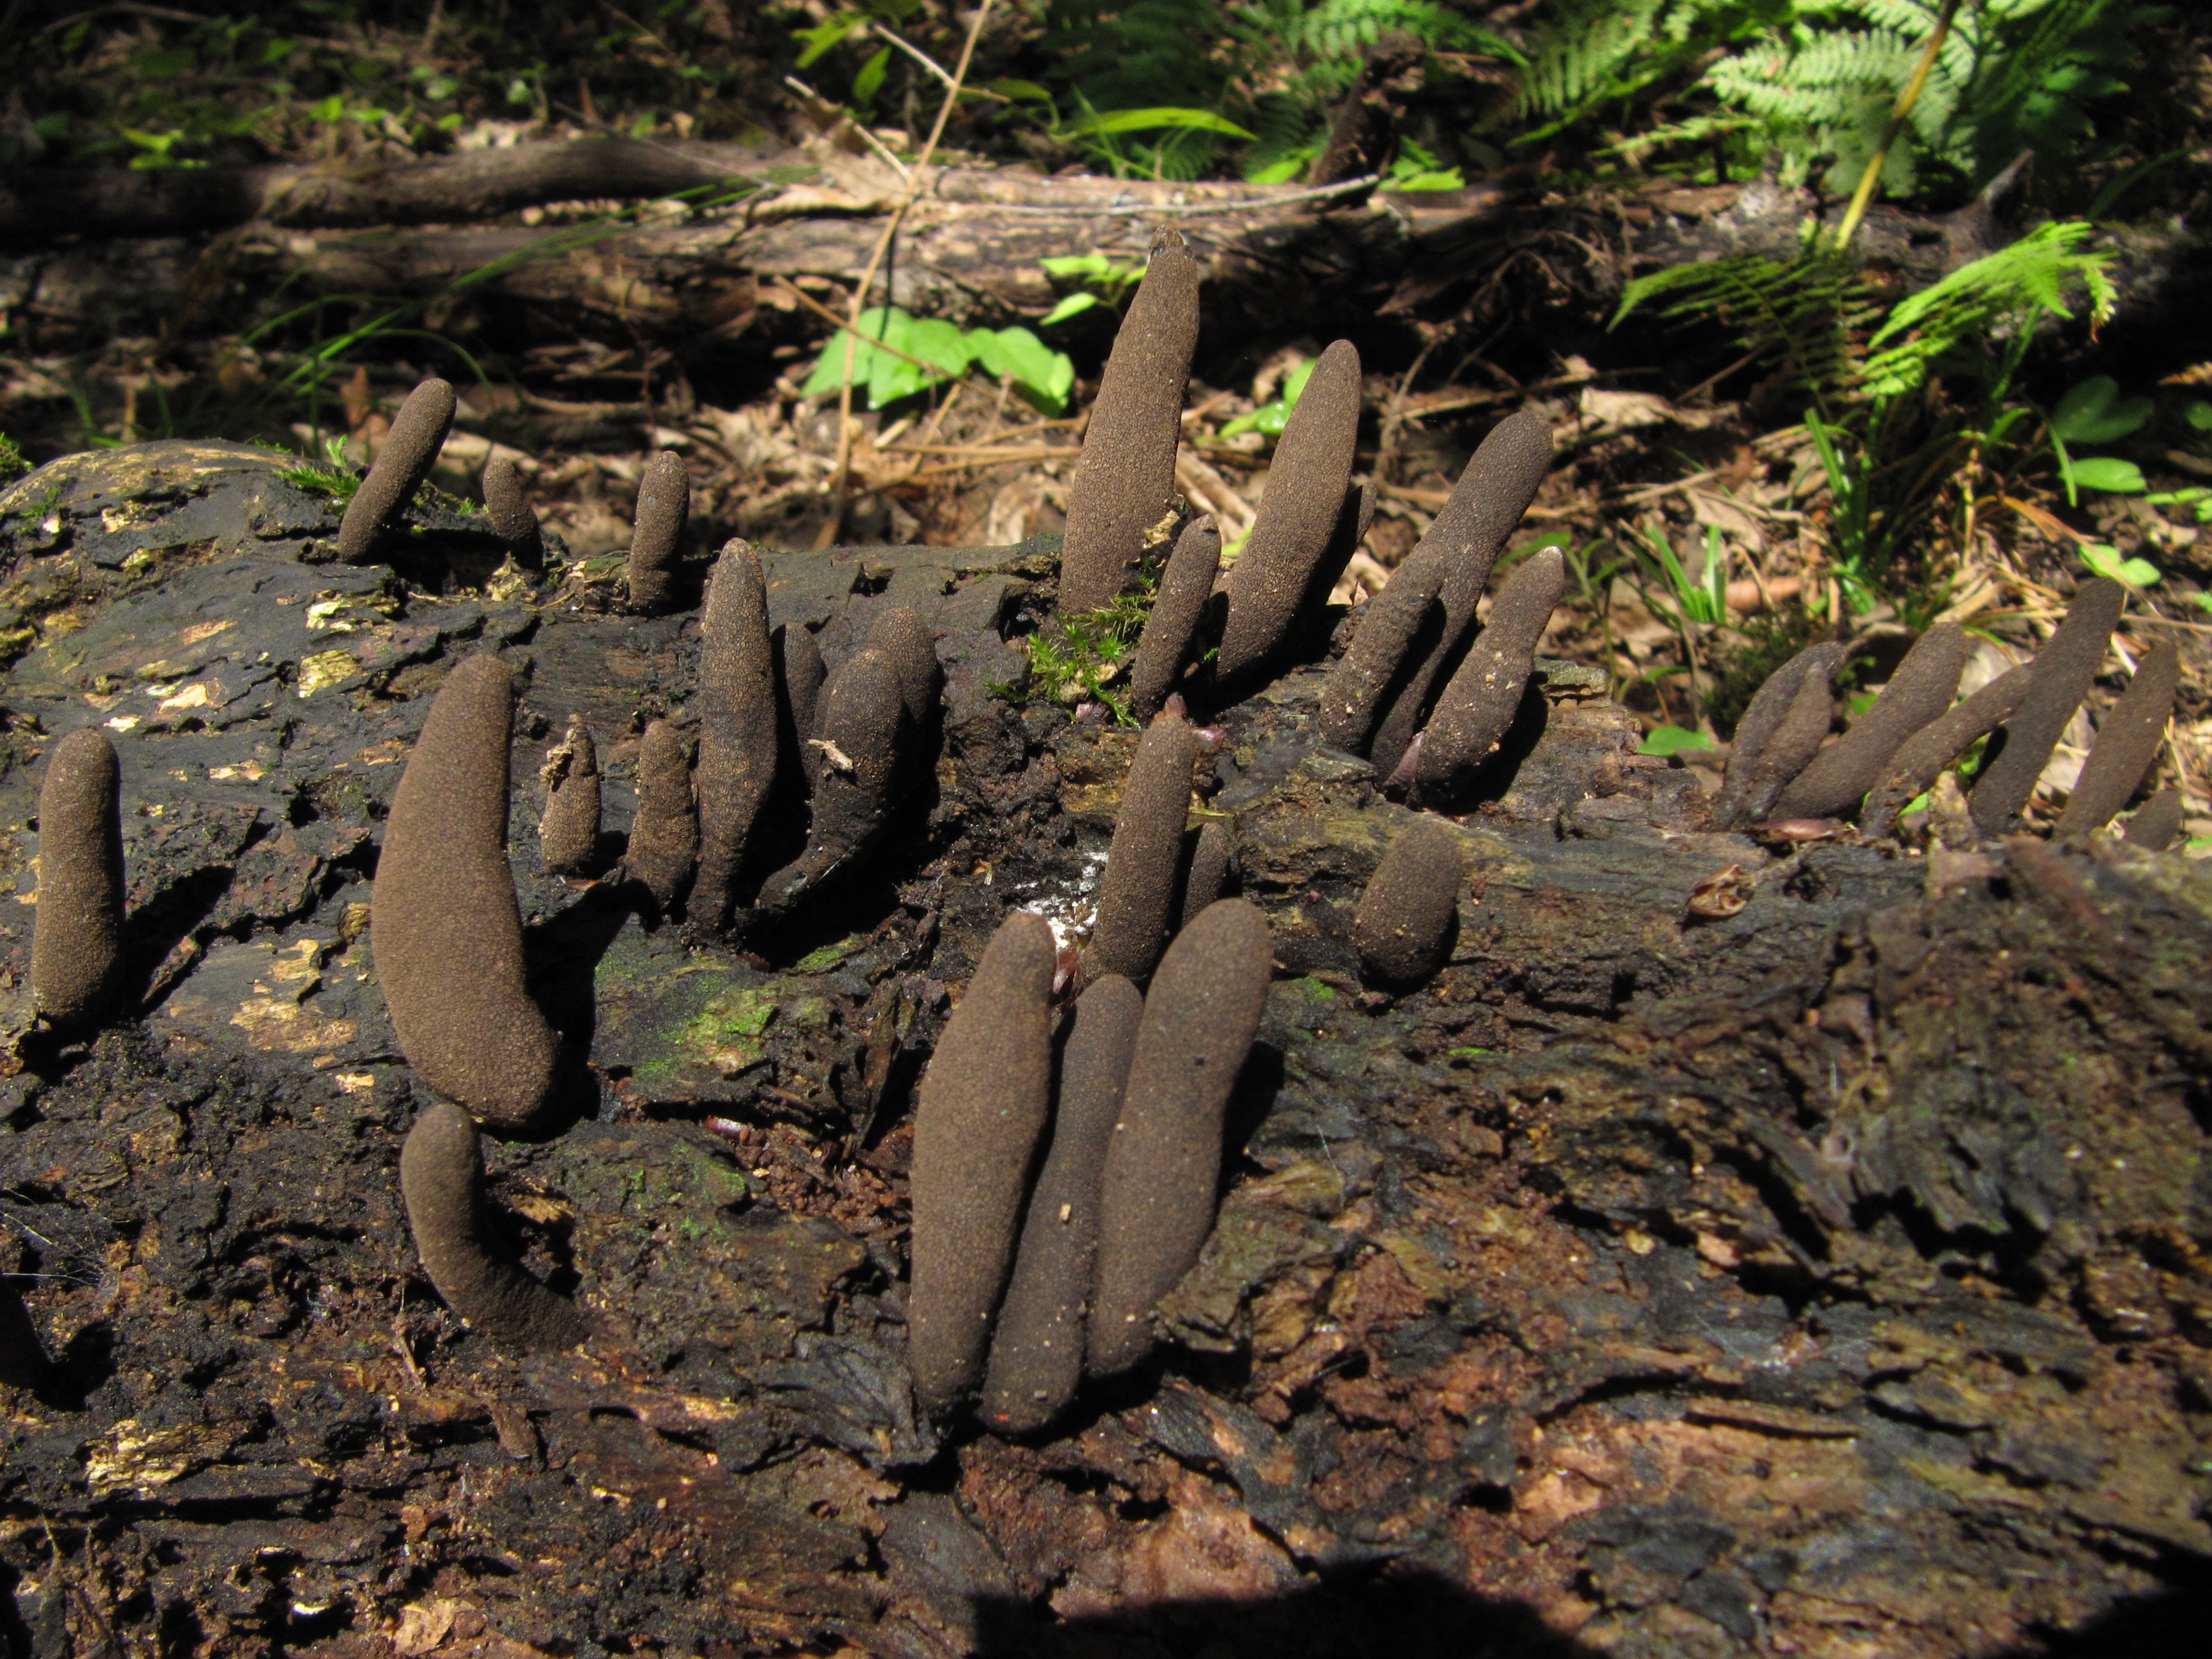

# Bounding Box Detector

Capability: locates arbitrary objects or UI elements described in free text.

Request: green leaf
[971,326,1074,414]
[1039,292,1105,327]
[2186,401,2212,432]
[2051,376,2153,445]
[2079,541,2160,587]
[1639,726,1715,757]
[1079,106,1258,140]
[2070,455,2147,493]
[852,45,890,108]
[1040,253,1113,281]
[987,78,1052,101]
[794,12,868,69]
[1247,157,1304,184]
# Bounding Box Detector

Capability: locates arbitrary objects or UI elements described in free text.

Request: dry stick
[980,973,1145,1435]
[2123,790,2184,852]
[1088,710,1200,983]
[1090,899,1273,1378]
[815,0,996,552]
[1713,642,1845,830]
[30,728,126,1030]
[1413,546,1565,806]
[1969,577,2126,837]
[1774,623,1969,821]
[1860,663,2035,839]
[372,654,560,1129]
[1216,340,1364,682]
[691,542,779,928]
[335,377,457,565]
[1355,816,1465,988]
[908,910,1057,1414]
[1055,228,1202,615]
[2056,638,2180,834]
[1128,515,1222,721]
[1366,409,1555,779]
[401,1102,588,1355]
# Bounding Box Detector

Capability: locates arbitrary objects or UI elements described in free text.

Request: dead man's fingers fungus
[1367,409,1553,779]
[868,606,941,730]
[1130,516,1223,722]
[1057,230,1200,617]
[692,541,779,927]
[1969,577,2125,837]
[1715,641,1845,830]
[625,720,698,908]
[1216,340,1364,684]
[480,453,540,562]
[1861,663,2034,840]
[1413,546,1565,806]
[2056,637,2179,834]
[372,653,560,1129]
[2124,789,2184,852]
[1088,710,1200,984]
[981,972,1145,1435]
[776,621,827,790]
[30,727,127,1029]
[1734,647,1845,828]
[1178,817,1236,933]
[908,911,1058,1415]
[538,717,600,878]
[757,644,905,911]
[335,377,457,565]
[626,451,691,614]
[401,1101,588,1354]
[1090,898,1273,1378]
[1317,537,1447,756]
[1775,623,1969,821]
[1355,817,1465,987]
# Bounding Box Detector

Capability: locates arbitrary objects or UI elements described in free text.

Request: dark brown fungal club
[626,451,691,614]
[1860,663,2035,840]
[1090,897,1273,1377]
[756,644,905,912]
[2124,789,2185,851]
[2055,638,2179,834]
[1354,816,1465,987]
[625,720,698,908]
[480,454,541,560]
[1056,229,1200,617]
[372,654,560,1129]
[1216,339,1363,685]
[1128,514,1221,722]
[538,717,600,878]
[1366,409,1555,779]
[1969,577,2126,837]
[335,377,457,565]
[908,911,1057,1414]
[1774,623,1969,821]
[691,541,778,928]
[1730,645,1847,830]
[1087,709,1200,983]
[30,726,127,1029]
[1714,641,1846,830]
[400,1102,588,1355]
[867,606,941,730]
[1412,546,1565,806]
[1177,817,1236,933]
[981,972,1144,1434]
[775,621,827,790]
[1317,537,1447,755]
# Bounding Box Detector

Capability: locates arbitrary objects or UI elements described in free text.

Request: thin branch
[782,75,912,184]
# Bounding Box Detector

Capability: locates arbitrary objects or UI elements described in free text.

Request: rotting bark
[0,442,2207,1659]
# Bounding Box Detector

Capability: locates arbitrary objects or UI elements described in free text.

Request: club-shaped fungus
[1968,577,2125,837]
[335,377,457,565]
[1354,817,1465,987]
[626,720,698,909]
[776,621,827,788]
[1090,898,1273,1377]
[1317,537,1447,756]
[757,644,905,912]
[1860,663,2034,839]
[1057,230,1199,617]
[1366,409,1554,779]
[1216,340,1363,684]
[401,1102,588,1354]
[908,911,1057,1414]
[626,451,690,614]
[30,727,126,1029]
[1713,642,1845,830]
[2056,638,2179,834]
[868,606,941,731]
[538,717,600,878]
[1088,710,1200,983]
[1129,516,1222,722]
[1414,546,1564,805]
[691,542,778,928]
[373,654,560,1129]
[1178,817,1236,932]
[2124,790,2184,851]
[480,455,541,562]
[981,973,1145,1434]
[1774,624,1969,821]
[1731,647,1845,828]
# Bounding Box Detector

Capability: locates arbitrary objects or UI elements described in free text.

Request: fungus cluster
[910,897,1273,1432]
[335,378,458,565]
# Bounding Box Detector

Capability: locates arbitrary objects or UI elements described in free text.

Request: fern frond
[1860,220,2114,397]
